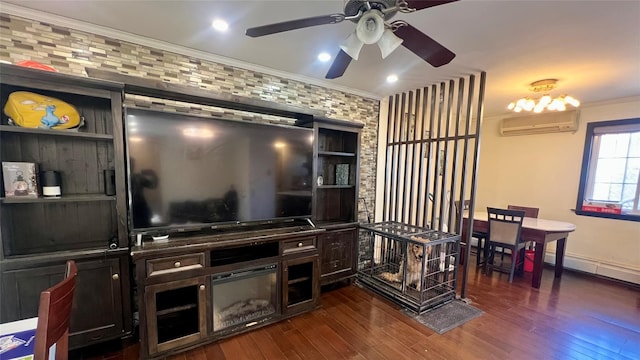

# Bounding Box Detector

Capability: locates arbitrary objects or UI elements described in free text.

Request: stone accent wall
[0,13,379,221]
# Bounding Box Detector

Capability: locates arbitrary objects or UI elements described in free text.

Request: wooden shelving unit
[0,63,131,349]
[297,117,363,287]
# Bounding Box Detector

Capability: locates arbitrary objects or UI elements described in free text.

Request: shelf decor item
[2,161,39,198]
[104,169,116,196]
[335,164,350,185]
[4,91,81,130]
[41,170,62,197]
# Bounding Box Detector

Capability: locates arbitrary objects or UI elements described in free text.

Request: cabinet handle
[297,242,303,247]
[199,285,205,291]
[174,261,181,268]
[112,273,119,280]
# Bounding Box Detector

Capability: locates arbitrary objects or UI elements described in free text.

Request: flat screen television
[124,108,313,234]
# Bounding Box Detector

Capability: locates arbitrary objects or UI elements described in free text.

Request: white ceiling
[4,0,640,116]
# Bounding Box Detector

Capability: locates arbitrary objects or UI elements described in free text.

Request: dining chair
[507,204,539,252]
[507,204,539,218]
[485,208,526,283]
[34,260,78,360]
[454,200,488,267]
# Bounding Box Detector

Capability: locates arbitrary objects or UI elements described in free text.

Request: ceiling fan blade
[246,14,344,37]
[325,50,353,79]
[394,24,455,67]
[406,0,459,11]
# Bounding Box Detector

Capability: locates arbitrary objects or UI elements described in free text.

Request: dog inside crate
[372,235,427,291]
[372,234,456,293]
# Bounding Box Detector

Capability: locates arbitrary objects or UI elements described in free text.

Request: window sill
[574,210,640,222]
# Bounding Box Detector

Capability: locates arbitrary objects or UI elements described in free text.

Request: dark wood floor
[73,264,640,360]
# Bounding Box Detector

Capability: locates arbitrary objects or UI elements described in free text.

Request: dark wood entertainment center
[0,64,363,358]
[133,225,324,358]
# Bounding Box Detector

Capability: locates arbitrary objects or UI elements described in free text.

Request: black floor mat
[404,300,483,334]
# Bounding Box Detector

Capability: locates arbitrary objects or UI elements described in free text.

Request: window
[576,118,640,221]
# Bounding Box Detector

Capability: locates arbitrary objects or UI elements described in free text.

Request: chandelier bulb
[539,95,552,107]
[557,102,566,111]
[524,99,535,112]
[565,95,580,107]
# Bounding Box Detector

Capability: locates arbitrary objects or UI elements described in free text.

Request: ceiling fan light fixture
[378,29,403,59]
[339,31,364,60]
[245,0,458,80]
[356,10,385,44]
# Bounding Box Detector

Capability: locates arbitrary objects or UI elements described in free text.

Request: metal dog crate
[358,221,461,314]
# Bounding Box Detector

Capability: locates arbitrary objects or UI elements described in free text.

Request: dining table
[462,211,576,288]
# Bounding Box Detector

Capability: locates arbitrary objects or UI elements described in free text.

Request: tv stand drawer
[281,236,316,255]
[147,253,205,277]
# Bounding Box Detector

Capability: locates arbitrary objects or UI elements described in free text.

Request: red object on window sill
[581,205,622,214]
[15,60,58,72]
[581,200,622,214]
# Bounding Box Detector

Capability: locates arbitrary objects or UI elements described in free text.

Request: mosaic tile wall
[0,13,379,222]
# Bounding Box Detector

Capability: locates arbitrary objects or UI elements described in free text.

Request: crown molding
[1,3,380,100]
[580,95,640,109]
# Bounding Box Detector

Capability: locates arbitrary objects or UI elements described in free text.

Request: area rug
[404,300,484,334]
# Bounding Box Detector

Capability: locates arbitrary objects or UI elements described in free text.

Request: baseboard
[469,240,640,285]
[544,253,640,285]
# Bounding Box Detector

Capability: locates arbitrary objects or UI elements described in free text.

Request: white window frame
[576,118,640,221]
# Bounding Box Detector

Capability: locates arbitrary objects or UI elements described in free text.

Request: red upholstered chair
[33,260,78,360]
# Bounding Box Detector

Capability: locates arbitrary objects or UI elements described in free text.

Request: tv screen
[125,108,313,233]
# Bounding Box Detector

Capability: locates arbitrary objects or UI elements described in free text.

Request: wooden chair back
[34,260,78,360]
[507,205,539,218]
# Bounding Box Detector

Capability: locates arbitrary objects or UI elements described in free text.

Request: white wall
[476,96,640,284]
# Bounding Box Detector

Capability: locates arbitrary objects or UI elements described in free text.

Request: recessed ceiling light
[212,19,228,32]
[317,52,331,62]
[386,74,398,83]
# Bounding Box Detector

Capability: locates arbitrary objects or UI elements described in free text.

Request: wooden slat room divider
[376,72,486,297]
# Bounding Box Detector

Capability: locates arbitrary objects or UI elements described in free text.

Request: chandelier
[508,79,580,113]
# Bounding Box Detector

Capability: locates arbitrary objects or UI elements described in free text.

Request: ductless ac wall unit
[499,110,579,136]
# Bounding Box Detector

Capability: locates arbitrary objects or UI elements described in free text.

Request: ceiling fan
[246,0,458,79]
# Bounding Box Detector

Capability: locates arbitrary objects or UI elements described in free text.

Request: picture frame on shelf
[335,164,350,185]
[2,161,39,198]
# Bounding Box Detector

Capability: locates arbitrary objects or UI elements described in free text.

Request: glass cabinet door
[282,254,319,315]
[145,276,207,355]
